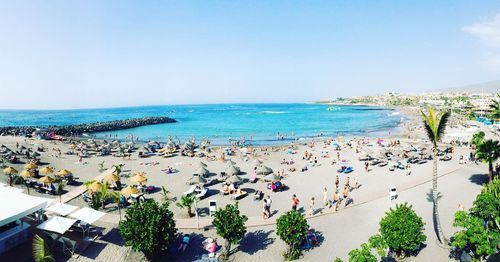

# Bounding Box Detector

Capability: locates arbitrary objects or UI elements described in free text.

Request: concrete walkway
[77,162,474,229]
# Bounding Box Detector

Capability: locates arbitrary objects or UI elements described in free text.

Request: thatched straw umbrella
[252,159,262,167]
[24,162,38,170]
[121,185,139,197]
[3,166,18,175]
[263,173,279,182]
[87,181,103,193]
[225,165,240,176]
[56,169,72,177]
[39,176,55,184]
[20,169,35,178]
[193,166,209,177]
[229,174,243,184]
[131,173,148,184]
[196,161,207,168]
[187,175,207,185]
[256,165,273,175]
[103,173,120,183]
[40,166,54,175]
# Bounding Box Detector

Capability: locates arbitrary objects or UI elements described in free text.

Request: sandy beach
[1,115,497,261]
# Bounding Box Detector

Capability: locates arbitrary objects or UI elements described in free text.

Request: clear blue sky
[1,1,500,109]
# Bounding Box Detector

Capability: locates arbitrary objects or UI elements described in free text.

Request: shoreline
[0,104,413,146]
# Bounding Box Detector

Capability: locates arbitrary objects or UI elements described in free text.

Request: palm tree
[471,131,485,147]
[475,139,500,181]
[98,161,105,172]
[421,107,450,245]
[32,234,55,262]
[112,164,123,176]
[490,93,500,120]
[160,186,173,203]
[98,182,112,209]
[13,175,30,195]
[176,195,195,217]
[111,191,123,221]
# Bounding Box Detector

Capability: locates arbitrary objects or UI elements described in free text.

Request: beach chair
[183,185,197,195]
[59,237,78,255]
[209,200,217,216]
[196,188,208,199]
[231,190,248,200]
[389,186,397,200]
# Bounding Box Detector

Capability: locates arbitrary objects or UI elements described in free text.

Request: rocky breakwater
[0,116,177,137]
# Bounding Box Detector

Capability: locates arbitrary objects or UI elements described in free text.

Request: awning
[46,203,79,217]
[37,216,77,234]
[69,207,105,224]
[0,187,52,227]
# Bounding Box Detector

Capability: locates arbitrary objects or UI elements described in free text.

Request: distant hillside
[438,80,500,94]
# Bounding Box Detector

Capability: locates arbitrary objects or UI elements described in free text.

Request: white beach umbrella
[69,207,105,224]
[37,216,77,234]
[46,203,78,217]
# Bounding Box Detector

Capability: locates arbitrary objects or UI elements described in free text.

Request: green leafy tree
[212,202,248,259]
[421,107,450,245]
[482,178,500,199]
[176,195,195,217]
[471,131,485,147]
[32,234,54,262]
[489,93,500,120]
[475,139,500,181]
[160,186,172,203]
[276,210,310,260]
[348,243,377,262]
[97,182,113,209]
[119,200,177,261]
[333,258,344,262]
[451,211,499,261]
[471,191,500,231]
[373,203,427,259]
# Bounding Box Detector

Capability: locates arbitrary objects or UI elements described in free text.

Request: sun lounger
[196,188,208,199]
[183,185,197,196]
[231,190,248,200]
[209,200,217,216]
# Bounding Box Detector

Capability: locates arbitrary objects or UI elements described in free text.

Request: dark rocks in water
[0,116,176,137]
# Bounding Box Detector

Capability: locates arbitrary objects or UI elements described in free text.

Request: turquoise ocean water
[0,104,404,145]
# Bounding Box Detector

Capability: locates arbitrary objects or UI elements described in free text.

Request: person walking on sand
[266,195,272,217]
[405,164,412,176]
[335,175,340,189]
[262,199,268,220]
[292,194,300,211]
[333,191,341,211]
[353,176,359,190]
[344,190,351,207]
[365,161,369,172]
[323,187,330,209]
[308,197,315,216]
